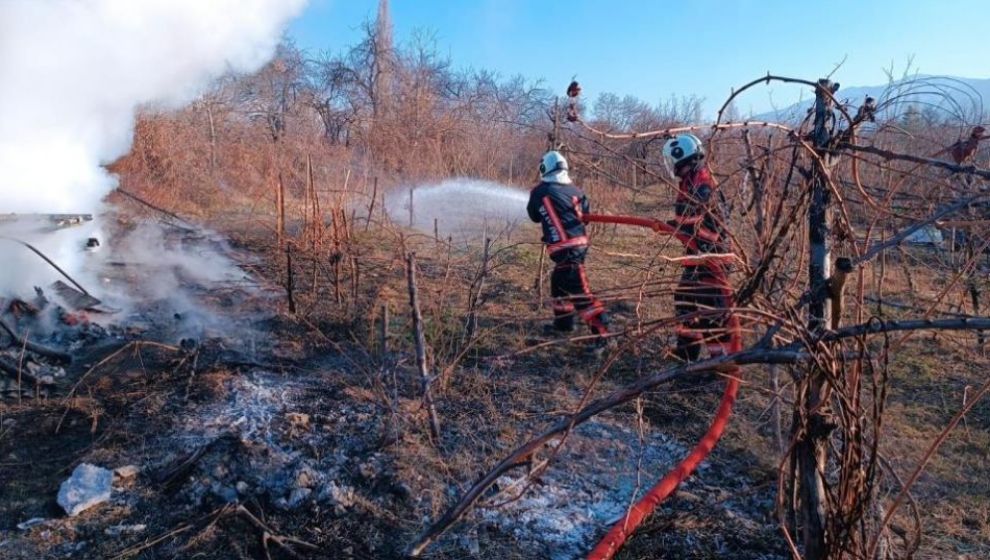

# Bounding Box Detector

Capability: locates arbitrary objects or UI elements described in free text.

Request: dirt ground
[0,208,988,560]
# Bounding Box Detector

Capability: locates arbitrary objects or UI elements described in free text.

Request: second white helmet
[662,134,704,176]
[540,150,569,177]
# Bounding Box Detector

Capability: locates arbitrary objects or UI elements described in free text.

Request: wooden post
[305,154,314,246]
[330,203,341,250]
[276,173,286,250]
[962,384,973,437]
[950,226,957,263]
[968,274,985,350]
[535,246,546,308]
[306,155,323,249]
[350,255,359,306]
[206,103,218,174]
[771,365,784,454]
[340,208,351,243]
[964,235,986,349]
[379,302,390,358]
[408,187,415,228]
[465,237,491,343]
[381,189,387,223]
[796,78,839,560]
[307,155,321,295]
[285,245,296,314]
[341,168,351,224]
[333,257,343,304]
[406,253,441,443]
[366,176,378,231]
[808,81,835,333]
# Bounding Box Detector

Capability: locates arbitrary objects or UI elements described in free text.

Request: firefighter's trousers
[550,257,609,336]
[674,263,732,361]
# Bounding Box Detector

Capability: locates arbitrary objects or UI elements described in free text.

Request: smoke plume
[0,0,306,213]
[0,0,307,295]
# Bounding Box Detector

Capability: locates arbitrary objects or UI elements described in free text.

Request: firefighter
[527,150,609,338]
[661,134,733,362]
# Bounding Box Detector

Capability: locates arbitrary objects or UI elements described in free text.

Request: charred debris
[0,212,252,401]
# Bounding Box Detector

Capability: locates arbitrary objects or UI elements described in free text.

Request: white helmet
[540,150,568,177]
[662,134,704,177]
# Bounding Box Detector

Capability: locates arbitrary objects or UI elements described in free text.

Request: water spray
[389,178,530,242]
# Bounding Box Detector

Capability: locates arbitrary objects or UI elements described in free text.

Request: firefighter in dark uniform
[661,134,733,362]
[527,150,609,337]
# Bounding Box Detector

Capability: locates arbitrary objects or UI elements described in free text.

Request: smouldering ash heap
[0,0,307,295]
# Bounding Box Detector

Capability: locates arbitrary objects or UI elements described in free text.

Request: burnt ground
[0,212,987,560]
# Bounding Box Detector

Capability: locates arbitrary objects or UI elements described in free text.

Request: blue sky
[288,0,989,117]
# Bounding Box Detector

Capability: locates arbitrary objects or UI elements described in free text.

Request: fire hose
[582,213,742,560]
[583,213,697,252]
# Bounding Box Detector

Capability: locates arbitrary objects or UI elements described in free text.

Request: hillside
[755,74,990,122]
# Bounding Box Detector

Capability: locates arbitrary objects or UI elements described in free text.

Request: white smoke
[0,0,307,295]
[99,221,258,343]
[0,0,306,213]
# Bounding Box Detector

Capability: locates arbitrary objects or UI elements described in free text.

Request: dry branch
[0,236,92,296]
[405,252,441,443]
[841,143,990,180]
[850,195,988,267]
[408,314,990,556]
[0,317,72,364]
[116,187,195,230]
[574,119,794,141]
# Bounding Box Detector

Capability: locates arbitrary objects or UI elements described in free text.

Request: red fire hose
[581,213,743,560]
[582,213,699,253]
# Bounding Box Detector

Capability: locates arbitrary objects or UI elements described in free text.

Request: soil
[0,212,986,560]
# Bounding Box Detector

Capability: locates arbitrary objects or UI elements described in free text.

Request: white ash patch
[164,370,377,514]
[172,372,312,506]
[478,418,697,560]
[180,372,291,445]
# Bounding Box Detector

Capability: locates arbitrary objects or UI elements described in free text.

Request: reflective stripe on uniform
[548,235,589,254]
[579,303,605,321]
[543,195,567,242]
[694,227,720,242]
[674,254,736,267]
[577,261,591,292]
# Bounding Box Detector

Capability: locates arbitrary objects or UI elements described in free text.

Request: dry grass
[3,30,989,559]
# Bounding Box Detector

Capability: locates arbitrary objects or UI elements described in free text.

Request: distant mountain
[753,75,990,123]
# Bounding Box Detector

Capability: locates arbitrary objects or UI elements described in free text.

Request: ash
[477,418,694,560]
